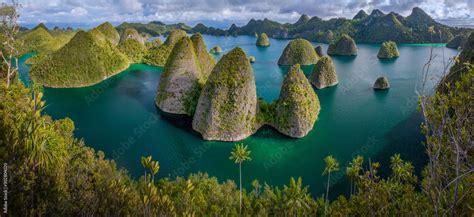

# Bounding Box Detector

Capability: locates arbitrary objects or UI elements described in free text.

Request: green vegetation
[196,7,471,44]
[192,47,258,141]
[256,32,270,46]
[278,38,319,65]
[143,29,187,66]
[116,21,190,37]
[229,143,252,216]
[209,45,222,54]
[30,30,129,87]
[310,56,338,89]
[120,28,145,44]
[373,77,390,90]
[190,33,215,78]
[155,37,204,115]
[18,26,76,54]
[437,32,473,94]
[446,34,468,49]
[377,41,400,59]
[248,56,256,63]
[1,66,472,215]
[2,6,472,215]
[323,156,339,215]
[146,38,162,49]
[118,38,147,63]
[93,22,120,45]
[272,64,320,138]
[327,34,357,56]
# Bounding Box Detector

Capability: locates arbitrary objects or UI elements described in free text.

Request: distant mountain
[115,21,191,37]
[190,7,472,44]
[113,7,472,44]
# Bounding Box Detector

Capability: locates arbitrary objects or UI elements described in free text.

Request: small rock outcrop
[120,28,145,44]
[377,41,400,59]
[310,56,338,89]
[156,37,204,115]
[249,56,256,63]
[278,39,319,65]
[210,46,222,54]
[373,77,390,90]
[192,48,258,141]
[315,46,325,57]
[327,35,357,56]
[256,33,270,46]
[272,64,320,138]
[191,33,216,79]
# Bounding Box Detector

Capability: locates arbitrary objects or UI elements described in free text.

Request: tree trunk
[239,162,242,216]
[325,172,331,217]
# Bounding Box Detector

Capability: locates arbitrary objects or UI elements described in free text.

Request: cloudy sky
[4,0,473,28]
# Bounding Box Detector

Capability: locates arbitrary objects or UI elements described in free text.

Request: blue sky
[4,0,474,28]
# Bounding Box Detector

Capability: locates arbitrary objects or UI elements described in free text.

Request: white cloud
[4,0,472,27]
[70,7,88,16]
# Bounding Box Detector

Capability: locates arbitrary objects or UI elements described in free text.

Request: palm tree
[229,143,251,216]
[150,160,160,184]
[346,156,363,195]
[283,177,311,216]
[141,156,152,184]
[323,155,339,216]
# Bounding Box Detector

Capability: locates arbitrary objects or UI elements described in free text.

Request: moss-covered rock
[118,38,147,63]
[249,56,256,63]
[210,46,222,54]
[310,56,338,89]
[144,29,187,66]
[93,22,120,46]
[120,28,145,44]
[192,47,258,141]
[272,64,320,138]
[30,30,129,88]
[164,29,187,46]
[278,39,319,65]
[377,41,400,59]
[327,34,357,56]
[191,33,215,79]
[256,33,270,47]
[315,46,325,57]
[156,37,204,115]
[373,77,390,90]
[446,35,468,49]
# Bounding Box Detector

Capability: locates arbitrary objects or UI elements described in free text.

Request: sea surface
[19,35,459,198]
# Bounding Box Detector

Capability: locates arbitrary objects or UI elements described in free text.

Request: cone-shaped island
[278,39,319,65]
[310,56,338,89]
[256,33,270,47]
[377,41,400,59]
[192,47,258,141]
[327,34,357,56]
[271,64,320,138]
[156,37,205,115]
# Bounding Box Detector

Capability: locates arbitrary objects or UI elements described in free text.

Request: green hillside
[30,30,129,87]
